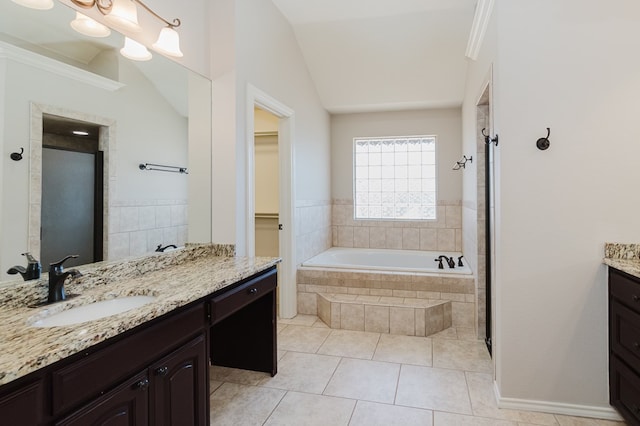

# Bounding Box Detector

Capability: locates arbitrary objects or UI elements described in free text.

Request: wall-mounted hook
[536,128,551,150]
[482,128,499,146]
[453,155,473,170]
[10,147,24,161]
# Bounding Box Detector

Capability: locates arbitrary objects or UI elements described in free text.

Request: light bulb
[70,12,111,38]
[152,27,183,58]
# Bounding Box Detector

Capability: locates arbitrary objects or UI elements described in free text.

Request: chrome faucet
[48,255,82,304]
[7,252,41,281]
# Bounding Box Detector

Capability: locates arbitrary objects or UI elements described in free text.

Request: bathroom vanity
[0,247,279,425]
[605,245,640,426]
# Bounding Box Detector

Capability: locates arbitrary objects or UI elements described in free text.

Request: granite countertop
[604,242,640,279]
[0,246,280,386]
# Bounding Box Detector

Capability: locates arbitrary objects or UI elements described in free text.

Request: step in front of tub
[316,293,451,337]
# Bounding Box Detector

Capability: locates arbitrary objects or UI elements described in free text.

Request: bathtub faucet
[438,255,456,269]
[434,258,444,269]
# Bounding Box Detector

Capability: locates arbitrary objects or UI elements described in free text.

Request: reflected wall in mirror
[0,1,212,279]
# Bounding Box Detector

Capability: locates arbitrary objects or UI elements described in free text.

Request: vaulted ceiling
[271,0,477,113]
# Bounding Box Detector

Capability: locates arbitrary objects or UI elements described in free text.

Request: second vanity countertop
[0,249,280,387]
[604,242,640,279]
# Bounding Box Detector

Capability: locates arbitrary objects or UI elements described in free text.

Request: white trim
[493,381,624,421]
[246,84,297,318]
[0,41,124,92]
[465,0,495,61]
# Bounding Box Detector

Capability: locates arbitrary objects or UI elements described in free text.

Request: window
[354,136,436,220]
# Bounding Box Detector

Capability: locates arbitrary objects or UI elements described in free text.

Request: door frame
[245,84,297,318]
[28,103,114,263]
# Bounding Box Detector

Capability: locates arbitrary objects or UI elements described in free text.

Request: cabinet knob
[156,366,169,376]
[634,342,640,350]
[248,288,258,295]
[134,378,149,390]
[633,295,640,302]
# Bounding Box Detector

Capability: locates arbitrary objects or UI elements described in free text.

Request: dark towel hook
[536,128,551,150]
[10,147,24,161]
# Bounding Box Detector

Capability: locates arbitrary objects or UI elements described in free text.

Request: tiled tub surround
[332,199,462,251]
[108,199,188,260]
[296,199,333,264]
[0,244,280,386]
[297,268,475,337]
[604,242,640,277]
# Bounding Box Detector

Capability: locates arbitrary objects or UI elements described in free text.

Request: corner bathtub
[301,247,472,275]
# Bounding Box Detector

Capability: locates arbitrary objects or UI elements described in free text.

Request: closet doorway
[253,107,280,259]
[246,85,296,318]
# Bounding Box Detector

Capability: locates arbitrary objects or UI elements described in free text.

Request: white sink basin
[31,296,156,328]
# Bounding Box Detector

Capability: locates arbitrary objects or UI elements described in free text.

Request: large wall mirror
[0,1,212,280]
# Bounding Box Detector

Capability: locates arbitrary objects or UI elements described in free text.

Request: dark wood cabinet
[55,372,149,426]
[0,266,278,425]
[150,334,208,426]
[0,379,44,425]
[609,267,640,426]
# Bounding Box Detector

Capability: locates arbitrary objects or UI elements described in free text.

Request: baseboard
[493,381,624,421]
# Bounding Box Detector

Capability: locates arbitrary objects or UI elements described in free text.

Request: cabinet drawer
[611,299,640,372]
[51,304,204,416]
[210,267,277,324]
[610,355,640,425]
[0,379,44,424]
[610,269,640,313]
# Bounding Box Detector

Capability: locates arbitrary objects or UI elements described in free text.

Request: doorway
[41,115,104,268]
[254,107,280,259]
[246,85,296,319]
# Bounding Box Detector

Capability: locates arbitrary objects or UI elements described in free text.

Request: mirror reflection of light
[120,37,152,61]
[72,130,90,136]
[10,0,53,10]
[70,12,111,38]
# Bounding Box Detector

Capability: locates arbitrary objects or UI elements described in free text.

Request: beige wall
[330,108,462,202]
[330,108,463,252]
[463,0,640,415]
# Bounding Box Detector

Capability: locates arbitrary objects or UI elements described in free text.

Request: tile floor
[210,315,626,426]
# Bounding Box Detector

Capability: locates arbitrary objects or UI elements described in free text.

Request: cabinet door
[56,372,149,426]
[0,379,44,425]
[150,334,208,426]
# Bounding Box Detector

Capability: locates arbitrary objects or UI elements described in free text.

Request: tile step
[316,293,452,337]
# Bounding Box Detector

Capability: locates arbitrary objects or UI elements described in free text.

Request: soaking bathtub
[301,247,472,275]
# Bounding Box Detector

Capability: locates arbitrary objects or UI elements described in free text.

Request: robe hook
[536,128,551,150]
[482,128,499,146]
[10,147,24,161]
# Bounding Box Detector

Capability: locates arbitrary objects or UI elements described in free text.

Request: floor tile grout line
[321,355,344,396]
[260,389,288,426]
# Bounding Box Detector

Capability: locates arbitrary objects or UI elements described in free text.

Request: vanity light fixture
[10,0,53,10]
[68,0,183,58]
[70,12,111,38]
[120,37,152,61]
